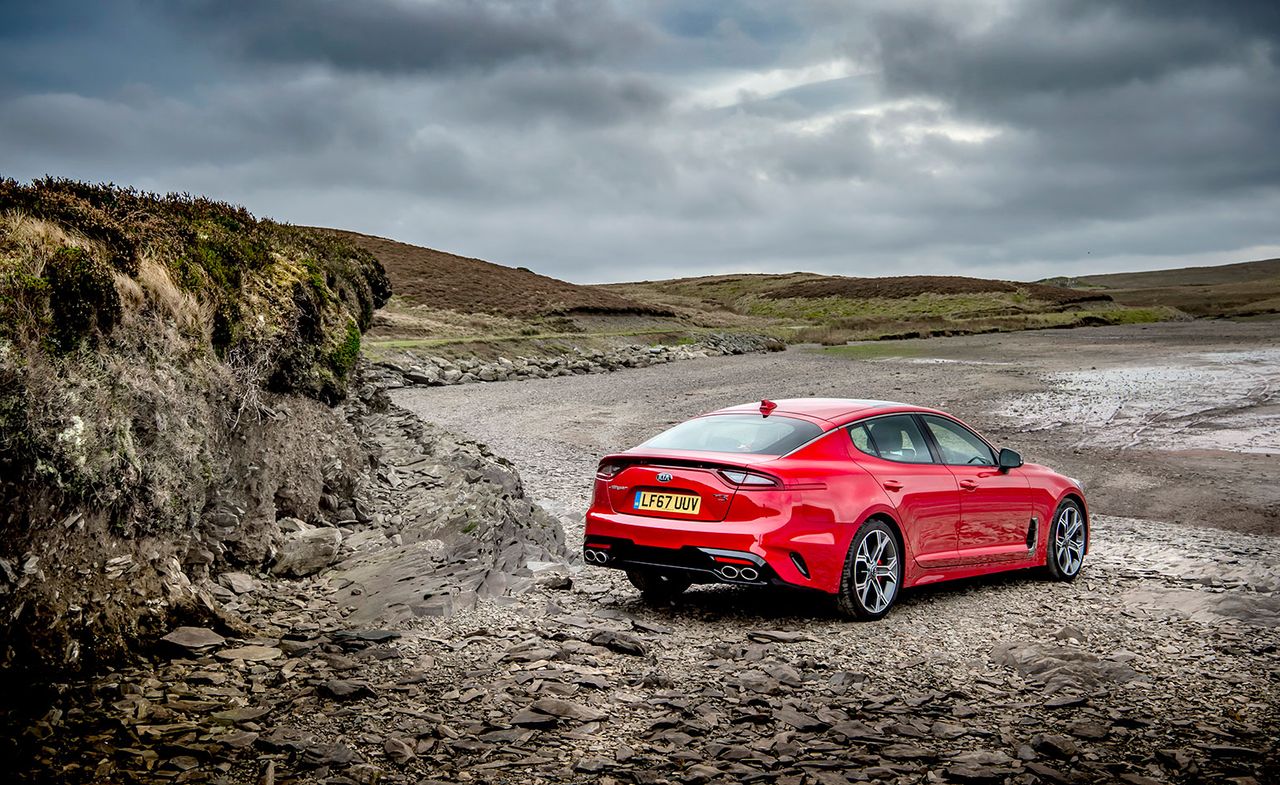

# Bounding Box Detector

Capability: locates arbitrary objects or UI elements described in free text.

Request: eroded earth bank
[10,321,1280,785]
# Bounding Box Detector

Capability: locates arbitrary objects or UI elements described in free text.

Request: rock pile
[368,333,784,389]
[0,377,569,782]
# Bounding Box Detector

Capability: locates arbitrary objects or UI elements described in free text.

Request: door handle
[959,479,978,491]
[882,480,903,492]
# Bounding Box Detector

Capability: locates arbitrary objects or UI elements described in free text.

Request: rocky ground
[7,321,1279,785]
[367,333,783,390]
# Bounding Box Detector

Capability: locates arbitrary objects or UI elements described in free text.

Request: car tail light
[718,469,781,488]
[597,461,624,479]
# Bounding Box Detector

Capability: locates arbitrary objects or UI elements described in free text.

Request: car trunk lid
[601,451,777,523]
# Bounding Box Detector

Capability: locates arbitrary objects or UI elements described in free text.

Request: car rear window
[640,414,823,455]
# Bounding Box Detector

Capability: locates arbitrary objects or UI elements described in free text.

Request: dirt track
[384,320,1280,784]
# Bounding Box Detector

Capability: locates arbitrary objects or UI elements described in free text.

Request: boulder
[272,527,343,577]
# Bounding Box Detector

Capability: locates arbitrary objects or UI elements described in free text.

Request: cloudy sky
[2,1,1277,283]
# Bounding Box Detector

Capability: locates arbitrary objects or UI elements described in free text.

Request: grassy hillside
[1043,257,1280,318]
[325,229,667,318]
[317,229,689,357]
[602,272,1174,344]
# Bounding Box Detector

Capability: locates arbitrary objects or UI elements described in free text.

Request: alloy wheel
[1054,505,1086,576]
[854,529,899,614]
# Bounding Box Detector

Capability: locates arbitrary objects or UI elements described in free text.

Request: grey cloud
[0,0,1276,284]
[873,1,1272,103]
[445,69,669,127]
[151,0,650,75]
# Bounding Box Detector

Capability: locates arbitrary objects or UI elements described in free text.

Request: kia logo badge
[656,472,673,483]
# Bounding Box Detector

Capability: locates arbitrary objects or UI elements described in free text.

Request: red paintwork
[584,398,1088,595]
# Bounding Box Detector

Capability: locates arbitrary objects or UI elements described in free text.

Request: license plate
[633,490,701,515]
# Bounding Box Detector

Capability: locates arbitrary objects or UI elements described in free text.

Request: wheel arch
[863,510,906,561]
[860,510,914,585]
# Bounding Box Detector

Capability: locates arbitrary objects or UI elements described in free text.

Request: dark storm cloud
[149,0,649,75]
[0,0,1276,282]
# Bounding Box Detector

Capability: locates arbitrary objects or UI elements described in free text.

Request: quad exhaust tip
[584,548,610,564]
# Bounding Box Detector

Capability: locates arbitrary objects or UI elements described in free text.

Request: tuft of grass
[328,319,362,379]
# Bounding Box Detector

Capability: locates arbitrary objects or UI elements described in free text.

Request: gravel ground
[13,322,1277,785]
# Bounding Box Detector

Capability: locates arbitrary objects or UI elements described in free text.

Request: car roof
[710,398,929,424]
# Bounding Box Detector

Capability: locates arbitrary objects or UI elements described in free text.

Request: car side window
[864,415,935,464]
[921,415,996,466]
[848,424,877,456]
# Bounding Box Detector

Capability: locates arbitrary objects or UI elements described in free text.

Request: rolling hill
[316,226,1276,352]
[598,272,1165,344]
[322,229,668,319]
[1044,257,1280,318]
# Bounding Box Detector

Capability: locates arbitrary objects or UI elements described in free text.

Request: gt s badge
[656,472,673,483]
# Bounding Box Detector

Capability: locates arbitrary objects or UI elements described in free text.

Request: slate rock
[321,679,375,701]
[1034,734,1080,759]
[216,645,282,662]
[746,630,810,644]
[590,629,647,656]
[218,572,258,594]
[334,629,401,643]
[384,737,416,764]
[161,626,225,652]
[272,527,343,577]
[304,743,359,767]
[511,708,560,728]
[774,707,827,732]
[529,697,607,722]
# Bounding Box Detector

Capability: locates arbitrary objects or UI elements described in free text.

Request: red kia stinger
[583,398,1088,619]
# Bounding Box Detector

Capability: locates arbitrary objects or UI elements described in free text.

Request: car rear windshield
[640,414,823,455]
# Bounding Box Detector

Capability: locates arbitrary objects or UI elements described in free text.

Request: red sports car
[583,398,1087,619]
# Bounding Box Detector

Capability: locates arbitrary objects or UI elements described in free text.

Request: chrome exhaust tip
[596,549,609,564]
[585,549,606,563]
[739,567,759,581]
[719,565,739,580]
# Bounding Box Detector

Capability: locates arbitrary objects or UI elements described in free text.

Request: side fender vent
[790,552,810,579]
[1026,517,1038,550]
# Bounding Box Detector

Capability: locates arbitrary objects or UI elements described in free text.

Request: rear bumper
[584,508,840,592]
[584,537,778,586]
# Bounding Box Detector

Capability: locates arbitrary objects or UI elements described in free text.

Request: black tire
[836,519,903,620]
[1045,498,1087,581]
[626,569,692,603]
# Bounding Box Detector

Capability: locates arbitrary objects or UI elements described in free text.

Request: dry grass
[1,211,98,264]
[135,252,210,337]
[322,228,671,319]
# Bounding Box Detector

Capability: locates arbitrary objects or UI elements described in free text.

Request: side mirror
[997,448,1023,472]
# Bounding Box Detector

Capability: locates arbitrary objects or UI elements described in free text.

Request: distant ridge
[1043,257,1280,318]
[1066,257,1280,289]
[320,229,671,319]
